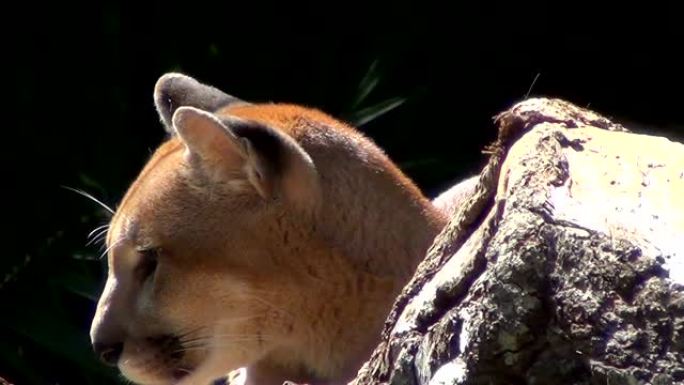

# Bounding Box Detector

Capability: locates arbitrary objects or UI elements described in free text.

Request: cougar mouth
[117,333,203,385]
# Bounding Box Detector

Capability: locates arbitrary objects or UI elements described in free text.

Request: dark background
[2,1,683,384]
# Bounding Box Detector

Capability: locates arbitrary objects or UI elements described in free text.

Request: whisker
[176,325,207,339]
[87,224,110,240]
[212,291,292,318]
[238,288,293,302]
[181,333,268,343]
[95,230,109,245]
[179,333,275,347]
[61,185,115,215]
[99,239,122,259]
[214,315,262,325]
[96,235,108,247]
[525,72,541,99]
[210,333,275,339]
[177,338,273,352]
[86,227,110,247]
[176,317,261,345]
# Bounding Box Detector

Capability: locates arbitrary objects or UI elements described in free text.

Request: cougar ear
[172,107,321,211]
[154,73,247,134]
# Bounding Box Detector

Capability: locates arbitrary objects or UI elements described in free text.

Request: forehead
[106,139,184,246]
[120,139,185,206]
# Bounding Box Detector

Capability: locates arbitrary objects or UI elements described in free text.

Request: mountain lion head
[89,73,447,385]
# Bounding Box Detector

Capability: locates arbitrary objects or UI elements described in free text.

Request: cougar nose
[92,342,123,366]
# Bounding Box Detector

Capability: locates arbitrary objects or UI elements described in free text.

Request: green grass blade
[349,96,406,127]
[350,59,381,110]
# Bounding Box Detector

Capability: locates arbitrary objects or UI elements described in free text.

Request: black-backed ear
[172,107,321,211]
[154,73,247,134]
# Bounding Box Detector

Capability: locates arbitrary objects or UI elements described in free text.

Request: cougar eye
[136,247,160,281]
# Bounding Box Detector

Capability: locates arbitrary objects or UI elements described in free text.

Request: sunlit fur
[90,78,455,385]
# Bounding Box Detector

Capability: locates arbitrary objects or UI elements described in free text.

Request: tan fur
[90,74,454,385]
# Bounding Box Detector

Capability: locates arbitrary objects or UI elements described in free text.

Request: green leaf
[78,173,107,195]
[350,59,381,110]
[347,97,406,127]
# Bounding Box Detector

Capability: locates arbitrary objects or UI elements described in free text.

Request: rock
[351,98,684,385]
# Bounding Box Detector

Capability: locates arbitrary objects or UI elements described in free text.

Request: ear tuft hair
[154,73,247,134]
